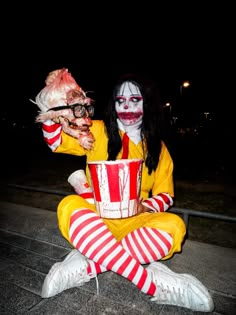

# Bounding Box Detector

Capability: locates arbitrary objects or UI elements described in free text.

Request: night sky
[2,5,223,182]
[4,5,218,123]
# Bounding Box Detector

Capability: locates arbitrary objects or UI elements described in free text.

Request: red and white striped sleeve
[142,192,173,212]
[41,120,62,152]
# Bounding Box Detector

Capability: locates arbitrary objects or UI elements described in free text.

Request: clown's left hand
[136,200,149,214]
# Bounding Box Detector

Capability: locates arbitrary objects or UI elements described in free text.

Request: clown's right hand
[41,116,95,152]
[77,132,95,150]
[59,116,95,150]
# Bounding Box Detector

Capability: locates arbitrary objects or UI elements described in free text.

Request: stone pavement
[0,200,235,315]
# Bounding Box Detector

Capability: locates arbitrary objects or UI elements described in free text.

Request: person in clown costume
[32,68,214,312]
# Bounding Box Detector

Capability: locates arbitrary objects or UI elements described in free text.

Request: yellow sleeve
[151,142,174,197]
[54,120,106,157]
[55,132,86,156]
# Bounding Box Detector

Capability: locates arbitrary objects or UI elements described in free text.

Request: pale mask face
[115,81,143,126]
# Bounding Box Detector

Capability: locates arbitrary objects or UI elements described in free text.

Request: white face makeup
[115,81,143,126]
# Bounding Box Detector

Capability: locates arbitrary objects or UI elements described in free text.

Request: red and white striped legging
[69,193,173,296]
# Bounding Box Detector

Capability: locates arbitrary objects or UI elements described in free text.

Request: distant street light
[204,112,210,119]
[165,102,171,112]
[180,81,190,96]
[163,102,173,125]
[172,116,178,124]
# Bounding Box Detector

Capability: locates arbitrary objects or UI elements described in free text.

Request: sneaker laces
[148,262,214,312]
[151,282,188,307]
[66,267,100,295]
[48,258,99,295]
[89,272,99,295]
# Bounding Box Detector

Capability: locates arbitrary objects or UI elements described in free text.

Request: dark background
[1,5,233,249]
[2,4,223,183]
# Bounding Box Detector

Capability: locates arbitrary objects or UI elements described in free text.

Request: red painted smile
[117,112,143,120]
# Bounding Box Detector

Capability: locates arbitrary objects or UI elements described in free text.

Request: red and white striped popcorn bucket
[88,159,143,219]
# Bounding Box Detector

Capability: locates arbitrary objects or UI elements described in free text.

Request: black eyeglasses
[48,103,95,118]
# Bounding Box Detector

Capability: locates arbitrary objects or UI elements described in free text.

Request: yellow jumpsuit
[55,120,186,260]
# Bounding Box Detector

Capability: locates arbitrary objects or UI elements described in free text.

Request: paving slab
[0,201,235,314]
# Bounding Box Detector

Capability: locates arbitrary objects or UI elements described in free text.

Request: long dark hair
[103,72,164,175]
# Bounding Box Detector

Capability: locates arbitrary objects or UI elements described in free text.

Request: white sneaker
[147,262,214,312]
[41,249,93,298]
